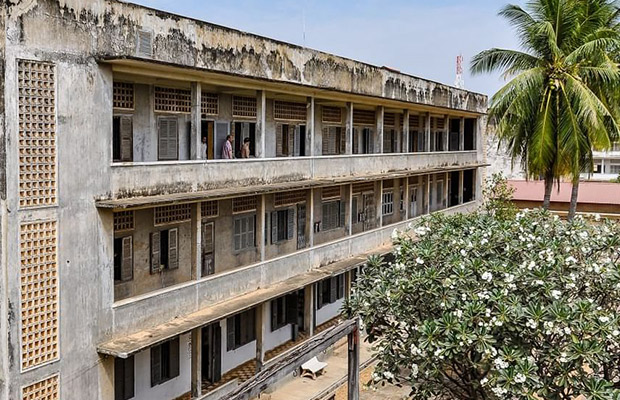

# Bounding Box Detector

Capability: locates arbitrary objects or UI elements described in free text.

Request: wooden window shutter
[121,236,133,282]
[114,358,124,400]
[330,277,337,303]
[316,282,322,309]
[150,345,162,387]
[321,203,328,230]
[352,197,358,223]
[168,118,179,160]
[339,127,346,155]
[276,124,283,157]
[168,228,179,270]
[287,125,294,156]
[322,127,329,155]
[293,126,300,157]
[248,308,256,342]
[233,218,241,251]
[227,317,235,351]
[120,116,133,162]
[271,300,278,332]
[270,211,278,244]
[287,208,295,240]
[339,201,345,227]
[285,293,297,325]
[169,338,180,379]
[158,118,169,160]
[122,356,135,399]
[150,232,161,274]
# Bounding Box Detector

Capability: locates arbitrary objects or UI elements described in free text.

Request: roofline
[114,0,487,98]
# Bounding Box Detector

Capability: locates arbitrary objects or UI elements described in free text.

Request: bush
[345,209,620,399]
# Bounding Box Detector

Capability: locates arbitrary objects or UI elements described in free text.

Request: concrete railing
[108,151,480,198]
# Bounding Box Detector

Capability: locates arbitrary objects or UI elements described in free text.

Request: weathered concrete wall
[316,298,344,327]
[485,124,526,180]
[0,2,7,397]
[219,319,256,374]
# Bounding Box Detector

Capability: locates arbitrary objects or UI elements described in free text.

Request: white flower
[416,257,425,265]
[613,330,619,337]
[491,386,507,396]
[494,357,509,369]
[460,249,467,256]
[411,363,419,378]
[526,319,537,329]
[481,272,493,282]
[383,371,394,380]
[551,290,562,299]
[480,377,489,386]
[599,316,610,323]
[515,373,526,384]
[391,229,400,239]
[565,256,577,264]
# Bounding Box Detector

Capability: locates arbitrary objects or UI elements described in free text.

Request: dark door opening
[201,120,215,160]
[463,170,475,203]
[449,119,460,151]
[449,171,460,207]
[464,119,476,151]
[201,323,222,384]
[298,125,306,157]
[233,122,256,158]
[297,203,306,250]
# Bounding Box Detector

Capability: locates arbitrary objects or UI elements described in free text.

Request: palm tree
[472,0,620,219]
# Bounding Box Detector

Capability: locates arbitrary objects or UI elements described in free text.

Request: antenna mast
[455,54,465,89]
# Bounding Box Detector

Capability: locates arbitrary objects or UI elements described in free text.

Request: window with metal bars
[382,191,394,215]
[233,96,257,118]
[322,106,342,124]
[113,82,134,110]
[274,100,306,121]
[232,196,257,213]
[154,87,191,114]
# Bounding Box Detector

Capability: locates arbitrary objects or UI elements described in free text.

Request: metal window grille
[382,191,394,215]
[353,109,375,126]
[322,106,342,124]
[113,82,134,110]
[353,182,374,194]
[409,115,421,130]
[201,92,219,116]
[322,186,341,200]
[383,180,394,188]
[20,221,58,370]
[274,101,306,121]
[274,190,306,207]
[18,60,57,208]
[435,117,446,130]
[201,200,219,218]
[22,375,59,400]
[384,113,396,127]
[232,96,257,118]
[409,176,421,185]
[154,204,192,226]
[113,211,134,232]
[154,87,192,114]
[232,196,258,213]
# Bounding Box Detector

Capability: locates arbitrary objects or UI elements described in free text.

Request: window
[271,297,287,331]
[436,181,444,208]
[151,338,180,387]
[113,116,133,162]
[382,191,394,216]
[352,196,360,224]
[233,214,256,252]
[322,126,344,155]
[227,309,256,350]
[321,201,345,231]
[157,117,179,161]
[400,189,405,212]
[150,228,179,273]
[611,163,620,174]
[271,208,294,244]
[316,275,345,309]
[115,356,135,400]
[114,236,133,283]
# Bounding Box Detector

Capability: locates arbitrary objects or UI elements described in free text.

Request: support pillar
[404,176,410,220]
[425,175,431,215]
[403,109,410,153]
[190,82,202,160]
[425,112,431,153]
[376,106,384,154]
[443,115,449,152]
[255,303,265,371]
[256,90,267,158]
[348,324,360,400]
[347,184,353,236]
[377,180,384,227]
[307,96,315,157]
[346,102,354,155]
[258,195,266,261]
[192,203,201,280]
[444,172,449,209]
[309,188,315,247]
[459,170,464,205]
[191,328,202,397]
[304,285,315,336]
[459,117,465,151]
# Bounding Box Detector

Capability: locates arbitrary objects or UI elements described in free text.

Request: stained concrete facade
[0,1,487,399]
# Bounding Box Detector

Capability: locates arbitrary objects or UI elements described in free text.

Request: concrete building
[0,1,487,399]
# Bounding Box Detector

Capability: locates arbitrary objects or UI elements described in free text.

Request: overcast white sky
[130,0,525,96]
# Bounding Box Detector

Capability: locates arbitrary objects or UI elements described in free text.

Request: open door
[214,121,229,159]
[202,324,222,384]
[201,222,215,277]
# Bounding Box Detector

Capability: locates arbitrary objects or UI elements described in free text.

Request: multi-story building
[0,1,487,399]
[592,143,620,180]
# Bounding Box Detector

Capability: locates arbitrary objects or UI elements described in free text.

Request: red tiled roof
[509,180,620,205]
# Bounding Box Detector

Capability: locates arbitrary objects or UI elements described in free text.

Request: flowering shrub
[345,209,620,399]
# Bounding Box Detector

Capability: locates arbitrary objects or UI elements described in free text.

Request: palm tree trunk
[542,172,553,210]
[568,179,580,220]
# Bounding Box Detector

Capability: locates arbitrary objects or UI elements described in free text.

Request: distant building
[0,1,487,399]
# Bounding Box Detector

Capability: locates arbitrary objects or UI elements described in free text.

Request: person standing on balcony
[201,136,208,159]
[241,137,251,158]
[222,135,234,159]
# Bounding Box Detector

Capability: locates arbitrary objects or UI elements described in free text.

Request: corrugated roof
[510,180,620,205]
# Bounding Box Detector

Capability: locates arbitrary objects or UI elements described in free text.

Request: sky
[130,0,525,96]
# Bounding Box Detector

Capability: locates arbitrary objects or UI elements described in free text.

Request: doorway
[297,203,306,250]
[362,192,375,231]
[201,222,215,277]
[201,323,222,384]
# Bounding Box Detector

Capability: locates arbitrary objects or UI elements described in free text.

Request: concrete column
[191,328,202,397]
[377,180,384,227]
[425,112,431,153]
[304,284,315,336]
[347,325,360,400]
[255,303,265,371]
[309,189,315,247]
[258,195,266,261]
[443,115,449,152]
[347,184,353,235]
[459,117,465,151]
[404,177,410,220]
[376,106,384,154]
[192,203,201,280]
[256,90,267,158]
[307,96,315,157]
[345,270,353,300]
[403,109,410,153]
[459,170,464,205]
[425,175,431,215]
[346,102,354,155]
[190,82,202,160]
[444,172,449,209]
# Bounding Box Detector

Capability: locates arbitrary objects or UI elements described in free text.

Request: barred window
[409,115,421,130]
[232,196,257,213]
[154,204,192,226]
[201,201,218,218]
[201,92,219,116]
[353,182,374,194]
[384,113,396,127]
[322,106,342,124]
[233,96,257,118]
[154,87,191,114]
[382,191,394,216]
[114,211,135,232]
[274,101,306,121]
[113,82,134,110]
[274,190,306,207]
[322,200,344,231]
[353,109,375,126]
[322,186,341,200]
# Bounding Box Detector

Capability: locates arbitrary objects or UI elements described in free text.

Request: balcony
[108,151,480,199]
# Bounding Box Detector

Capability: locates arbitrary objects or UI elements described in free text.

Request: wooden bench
[300,356,328,379]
